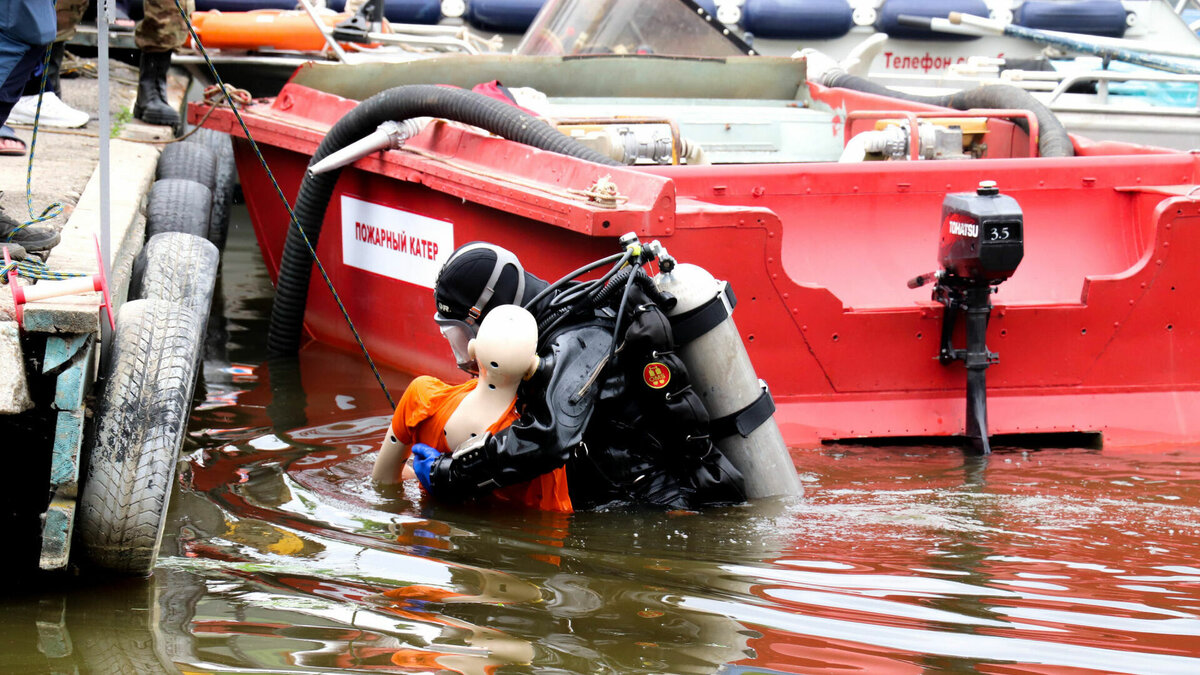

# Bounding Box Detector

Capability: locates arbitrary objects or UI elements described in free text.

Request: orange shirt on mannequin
[391,376,573,512]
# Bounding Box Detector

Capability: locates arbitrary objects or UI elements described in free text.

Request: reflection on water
[4,211,1200,674]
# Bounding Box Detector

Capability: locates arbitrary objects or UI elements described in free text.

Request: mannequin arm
[372,430,412,484]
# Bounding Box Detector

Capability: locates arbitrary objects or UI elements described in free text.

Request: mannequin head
[467,304,539,384]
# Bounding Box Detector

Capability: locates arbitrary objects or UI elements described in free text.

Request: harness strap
[669,282,737,345]
[452,243,526,324]
[710,381,775,439]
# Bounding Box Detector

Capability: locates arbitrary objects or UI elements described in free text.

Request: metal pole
[97,1,112,303]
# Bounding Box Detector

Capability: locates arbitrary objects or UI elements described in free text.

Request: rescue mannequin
[441,304,539,453]
[419,242,746,510]
[372,305,571,511]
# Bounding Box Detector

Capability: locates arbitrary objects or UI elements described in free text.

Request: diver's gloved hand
[410,443,440,492]
[425,433,505,502]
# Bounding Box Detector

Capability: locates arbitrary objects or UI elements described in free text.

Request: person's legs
[12,0,90,128]
[133,0,194,127]
[11,41,90,128]
[0,34,43,125]
[0,36,60,251]
[53,0,90,45]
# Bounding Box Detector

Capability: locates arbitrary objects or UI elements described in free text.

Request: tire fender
[146,178,212,241]
[79,298,203,575]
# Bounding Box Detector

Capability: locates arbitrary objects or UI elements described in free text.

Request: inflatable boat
[684,1,1200,63]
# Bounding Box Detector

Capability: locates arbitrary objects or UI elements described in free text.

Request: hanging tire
[79,299,203,576]
[145,178,212,241]
[182,128,236,250]
[157,142,217,193]
[129,232,220,328]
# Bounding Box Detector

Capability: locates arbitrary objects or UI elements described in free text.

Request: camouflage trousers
[54,0,88,42]
[136,0,194,53]
[54,0,194,52]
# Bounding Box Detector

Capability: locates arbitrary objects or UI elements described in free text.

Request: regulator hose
[537,265,672,340]
[819,69,1075,158]
[268,85,623,355]
[537,266,636,337]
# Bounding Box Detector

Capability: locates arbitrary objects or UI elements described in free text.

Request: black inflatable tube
[820,69,1075,158]
[268,85,622,355]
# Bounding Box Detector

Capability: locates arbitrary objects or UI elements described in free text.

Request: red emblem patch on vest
[643,362,671,389]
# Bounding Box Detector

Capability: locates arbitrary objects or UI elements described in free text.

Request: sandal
[110,4,136,32]
[0,125,26,156]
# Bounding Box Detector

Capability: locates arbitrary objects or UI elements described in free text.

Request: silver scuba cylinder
[653,263,803,499]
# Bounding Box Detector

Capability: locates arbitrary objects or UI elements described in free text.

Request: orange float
[187,10,355,52]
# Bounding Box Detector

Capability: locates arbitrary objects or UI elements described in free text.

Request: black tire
[145,178,212,241]
[156,142,217,193]
[183,128,236,250]
[79,299,202,576]
[129,232,219,324]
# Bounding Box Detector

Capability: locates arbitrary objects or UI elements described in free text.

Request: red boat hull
[199,64,1200,449]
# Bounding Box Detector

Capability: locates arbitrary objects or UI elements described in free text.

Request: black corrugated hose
[820,68,1075,158]
[267,84,622,356]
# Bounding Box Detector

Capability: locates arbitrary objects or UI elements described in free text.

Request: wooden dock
[0,54,188,572]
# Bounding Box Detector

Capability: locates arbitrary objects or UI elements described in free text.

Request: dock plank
[47,334,95,412]
[49,410,84,494]
[43,332,90,373]
[39,488,76,571]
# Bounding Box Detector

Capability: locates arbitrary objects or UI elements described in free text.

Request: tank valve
[646,240,675,273]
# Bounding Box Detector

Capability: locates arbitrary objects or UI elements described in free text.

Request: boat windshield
[515,0,750,57]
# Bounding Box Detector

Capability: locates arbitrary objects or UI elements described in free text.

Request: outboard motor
[653,253,802,498]
[909,180,1023,454]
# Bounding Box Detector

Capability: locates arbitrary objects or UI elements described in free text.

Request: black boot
[0,200,60,253]
[134,50,180,127]
[22,42,65,98]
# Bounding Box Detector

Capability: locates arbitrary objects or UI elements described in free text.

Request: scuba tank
[654,263,803,499]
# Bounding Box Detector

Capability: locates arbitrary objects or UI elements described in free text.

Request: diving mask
[435,313,479,374]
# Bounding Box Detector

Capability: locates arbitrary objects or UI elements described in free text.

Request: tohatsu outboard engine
[653,255,803,499]
[909,180,1024,454]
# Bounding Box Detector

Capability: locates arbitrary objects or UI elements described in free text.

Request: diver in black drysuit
[420,242,746,511]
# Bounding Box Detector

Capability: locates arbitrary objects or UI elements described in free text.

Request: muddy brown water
[3,209,1200,674]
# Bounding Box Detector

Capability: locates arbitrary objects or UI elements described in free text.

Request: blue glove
[410,443,439,492]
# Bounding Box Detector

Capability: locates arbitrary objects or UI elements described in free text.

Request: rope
[3,41,252,286]
[170,84,252,144]
[5,43,66,245]
[0,257,87,281]
[174,0,395,408]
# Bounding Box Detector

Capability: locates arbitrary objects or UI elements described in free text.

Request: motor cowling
[938,180,1024,285]
[653,263,802,499]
